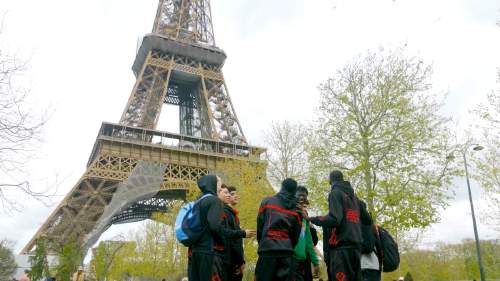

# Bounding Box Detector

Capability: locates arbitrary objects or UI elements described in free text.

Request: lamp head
[472,145,484,151]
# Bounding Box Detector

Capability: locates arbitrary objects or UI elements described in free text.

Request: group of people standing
[187,170,381,281]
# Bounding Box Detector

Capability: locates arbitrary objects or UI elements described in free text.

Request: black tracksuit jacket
[256,190,302,256]
[222,204,246,266]
[310,180,372,249]
[191,175,226,255]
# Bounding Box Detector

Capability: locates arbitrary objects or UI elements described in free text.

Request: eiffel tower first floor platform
[21,122,267,254]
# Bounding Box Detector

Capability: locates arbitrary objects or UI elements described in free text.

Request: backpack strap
[374,225,384,269]
[197,193,213,203]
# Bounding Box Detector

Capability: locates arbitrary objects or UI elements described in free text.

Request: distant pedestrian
[71,266,84,281]
[308,170,372,281]
[19,270,30,281]
[255,178,302,281]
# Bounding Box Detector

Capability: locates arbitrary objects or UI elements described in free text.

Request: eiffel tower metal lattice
[21,0,266,254]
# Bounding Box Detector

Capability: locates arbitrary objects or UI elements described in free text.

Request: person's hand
[312,265,320,278]
[245,229,256,238]
[235,264,245,275]
[301,207,309,220]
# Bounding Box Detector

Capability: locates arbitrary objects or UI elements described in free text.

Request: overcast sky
[0,0,499,253]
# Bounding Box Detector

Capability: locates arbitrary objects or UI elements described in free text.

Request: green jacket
[293,218,319,265]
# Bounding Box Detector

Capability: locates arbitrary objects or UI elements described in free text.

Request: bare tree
[0,21,48,211]
[263,121,308,188]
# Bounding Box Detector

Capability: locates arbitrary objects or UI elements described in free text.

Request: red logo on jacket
[346,208,359,223]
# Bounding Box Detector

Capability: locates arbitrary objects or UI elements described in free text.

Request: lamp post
[463,144,486,281]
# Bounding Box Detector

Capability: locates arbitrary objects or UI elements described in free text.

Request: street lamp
[463,143,486,281]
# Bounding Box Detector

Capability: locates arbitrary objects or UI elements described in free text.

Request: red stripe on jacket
[259,204,301,223]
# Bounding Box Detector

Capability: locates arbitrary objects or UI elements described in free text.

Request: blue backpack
[175,194,213,247]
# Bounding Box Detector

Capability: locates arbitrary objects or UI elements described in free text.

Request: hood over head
[198,174,218,195]
[280,178,298,194]
[332,180,355,197]
[278,178,298,209]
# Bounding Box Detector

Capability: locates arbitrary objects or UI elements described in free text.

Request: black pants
[361,269,381,281]
[328,249,362,281]
[325,258,332,281]
[226,263,243,281]
[189,252,225,281]
[293,259,313,281]
[255,256,295,281]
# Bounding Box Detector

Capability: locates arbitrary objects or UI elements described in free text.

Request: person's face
[296,191,308,207]
[218,187,231,204]
[229,190,240,206]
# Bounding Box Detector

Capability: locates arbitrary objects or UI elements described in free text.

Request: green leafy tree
[91,238,125,281]
[383,239,500,281]
[95,241,136,281]
[0,239,17,280]
[150,202,188,278]
[92,220,188,280]
[307,48,458,232]
[29,238,50,281]
[55,240,82,281]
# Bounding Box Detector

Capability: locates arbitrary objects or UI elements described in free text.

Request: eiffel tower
[22,0,267,254]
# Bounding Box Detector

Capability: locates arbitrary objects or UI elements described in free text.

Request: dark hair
[220,183,229,190]
[281,178,298,193]
[329,170,344,183]
[296,185,308,194]
[227,186,237,192]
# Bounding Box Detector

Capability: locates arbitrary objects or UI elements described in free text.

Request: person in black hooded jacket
[255,178,302,281]
[189,174,226,281]
[307,170,372,281]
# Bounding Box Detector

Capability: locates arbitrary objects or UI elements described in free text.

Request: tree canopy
[307,48,459,232]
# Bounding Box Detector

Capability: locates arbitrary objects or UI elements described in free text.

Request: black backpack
[376,226,400,272]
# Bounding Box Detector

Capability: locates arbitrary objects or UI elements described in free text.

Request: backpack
[175,194,213,247]
[376,226,400,272]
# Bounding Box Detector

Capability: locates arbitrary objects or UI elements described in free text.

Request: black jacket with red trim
[256,190,302,256]
[310,180,372,250]
[222,205,246,267]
